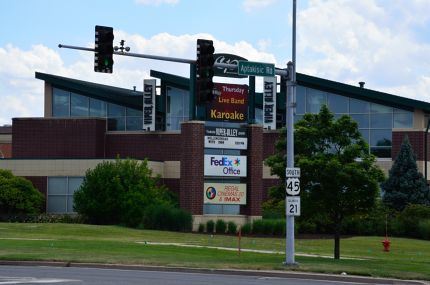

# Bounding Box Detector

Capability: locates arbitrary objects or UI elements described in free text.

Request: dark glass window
[394,111,413,128]
[52,88,70,117]
[89,98,107,117]
[370,113,393,128]
[350,98,369,113]
[370,129,392,147]
[306,88,326,113]
[328,93,348,114]
[70,93,89,117]
[295,86,306,114]
[371,103,392,113]
[47,177,83,213]
[350,114,369,128]
[166,87,190,131]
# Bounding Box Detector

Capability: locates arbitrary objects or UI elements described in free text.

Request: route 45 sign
[285,167,300,196]
[286,177,300,196]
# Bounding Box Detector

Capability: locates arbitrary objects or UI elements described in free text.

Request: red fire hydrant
[382,238,391,252]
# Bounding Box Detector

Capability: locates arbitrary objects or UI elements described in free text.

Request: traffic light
[94,25,114,73]
[196,39,215,104]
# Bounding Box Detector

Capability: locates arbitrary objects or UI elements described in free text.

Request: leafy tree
[0,169,44,215]
[382,136,430,211]
[73,158,175,227]
[265,105,384,259]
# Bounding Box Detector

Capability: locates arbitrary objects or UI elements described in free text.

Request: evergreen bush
[215,219,227,234]
[240,223,252,235]
[227,221,237,234]
[206,220,215,233]
[198,223,205,233]
[143,204,192,231]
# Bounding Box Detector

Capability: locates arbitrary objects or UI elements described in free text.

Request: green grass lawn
[0,223,429,281]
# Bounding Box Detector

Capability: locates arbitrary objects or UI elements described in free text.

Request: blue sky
[1,0,429,125]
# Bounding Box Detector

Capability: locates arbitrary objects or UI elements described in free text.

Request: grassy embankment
[0,223,429,281]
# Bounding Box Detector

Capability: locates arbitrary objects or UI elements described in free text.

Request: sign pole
[286,0,297,266]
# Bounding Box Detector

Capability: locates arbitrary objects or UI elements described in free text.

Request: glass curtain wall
[52,87,143,131]
[256,86,414,158]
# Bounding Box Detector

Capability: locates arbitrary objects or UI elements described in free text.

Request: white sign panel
[204,127,248,150]
[285,167,301,178]
[263,77,277,130]
[286,196,301,216]
[286,177,300,196]
[143,79,156,131]
[204,183,247,205]
[204,155,247,177]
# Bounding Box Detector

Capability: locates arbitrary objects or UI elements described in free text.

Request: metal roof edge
[296,73,430,112]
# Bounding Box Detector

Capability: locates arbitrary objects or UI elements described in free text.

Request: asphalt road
[0,264,418,285]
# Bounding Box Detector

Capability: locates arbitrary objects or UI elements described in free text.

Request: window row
[295,86,413,128]
[47,176,83,213]
[52,88,143,131]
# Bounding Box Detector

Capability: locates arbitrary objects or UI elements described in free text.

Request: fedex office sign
[204,155,247,177]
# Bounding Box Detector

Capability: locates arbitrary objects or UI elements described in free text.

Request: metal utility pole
[285,0,297,266]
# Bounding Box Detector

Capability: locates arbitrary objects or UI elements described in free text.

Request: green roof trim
[296,73,430,112]
[35,72,143,110]
[150,70,189,89]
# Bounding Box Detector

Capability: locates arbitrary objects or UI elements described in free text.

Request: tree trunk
[334,222,341,260]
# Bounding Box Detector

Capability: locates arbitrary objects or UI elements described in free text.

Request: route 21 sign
[287,196,300,216]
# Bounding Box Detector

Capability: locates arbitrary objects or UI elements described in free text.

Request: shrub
[227,221,237,234]
[73,158,175,227]
[394,204,430,238]
[252,219,274,235]
[198,223,205,233]
[143,204,192,232]
[240,223,252,235]
[215,219,226,234]
[273,219,286,236]
[418,219,430,240]
[206,220,215,233]
[0,169,44,216]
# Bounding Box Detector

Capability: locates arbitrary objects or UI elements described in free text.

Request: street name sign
[238,60,275,77]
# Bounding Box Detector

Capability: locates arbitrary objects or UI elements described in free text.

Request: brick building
[2,64,430,229]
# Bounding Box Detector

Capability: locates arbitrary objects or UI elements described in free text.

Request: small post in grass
[238,227,241,256]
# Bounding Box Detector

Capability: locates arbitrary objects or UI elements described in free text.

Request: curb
[0,260,427,285]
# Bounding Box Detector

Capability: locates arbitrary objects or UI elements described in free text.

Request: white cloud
[242,0,276,12]
[134,0,178,6]
[0,32,274,125]
[297,0,430,100]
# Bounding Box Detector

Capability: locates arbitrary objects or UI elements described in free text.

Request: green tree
[73,158,175,227]
[0,169,44,215]
[265,105,384,259]
[382,136,430,211]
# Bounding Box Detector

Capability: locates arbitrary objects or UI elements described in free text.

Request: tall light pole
[285,0,297,265]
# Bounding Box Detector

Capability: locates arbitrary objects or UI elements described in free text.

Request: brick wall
[179,121,204,214]
[12,118,106,158]
[242,125,263,216]
[106,132,182,161]
[25,176,47,212]
[0,143,12,158]
[392,131,426,160]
